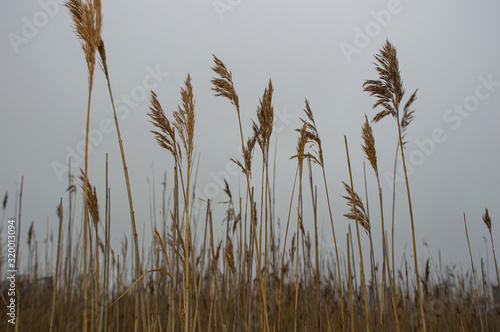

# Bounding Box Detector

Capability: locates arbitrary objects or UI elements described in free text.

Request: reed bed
[0,3,498,331]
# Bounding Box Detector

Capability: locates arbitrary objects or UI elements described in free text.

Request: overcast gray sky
[1,0,499,281]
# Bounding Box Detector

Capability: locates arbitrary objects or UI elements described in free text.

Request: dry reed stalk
[0,191,7,257]
[363,39,426,332]
[306,161,320,331]
[15,177,23,272]
[27,222,35,276]
[345,170,379,325]
[49,198,64,332]
[482,208,500,291]
[221,181,234,324]
[44,218,50,277]
[65,160,76,299]
[300,99,345,330]
[224,237,237,329]
[1,191,7,222]
[404,252,409,304]
[253,80,274,307]
[239,186,250,330]
[65,1,102,330]
[341,176,378,319]
[94,206,100,331]
[14,180,25,331]
[149,73,197,331]
[362,162,380,320]
[324,305,332,332]
[463,213,485,331]
[361,125,376,308]
[231,139,256,328]
[79,170,102,332]
[211,54,270,332]
[361,115,400,331]
[291,124,308,332]
[97,40,148,330]
[341,182,370,236]
[231,135,258,328]
[344,135,370,331]
[191,203,210,332]
[172,166,179,332]
[347,233,354,332]
[237,194,248,331]
[208,207,224,328]
[176,75,198,332]
[102,154,110,332]
[348,225,358,291]
[390,142,399,288]
[230,134,256,317]
[277,165,298,331]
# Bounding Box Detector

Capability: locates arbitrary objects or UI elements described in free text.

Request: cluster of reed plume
[0,1,499,331]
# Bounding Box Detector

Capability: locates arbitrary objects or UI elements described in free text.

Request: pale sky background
[1,0,499,283]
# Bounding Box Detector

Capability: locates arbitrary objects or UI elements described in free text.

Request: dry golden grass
[2,11,500,331]
[363,39,427,332]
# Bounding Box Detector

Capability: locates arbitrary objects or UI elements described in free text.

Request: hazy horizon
[1,0,499,284]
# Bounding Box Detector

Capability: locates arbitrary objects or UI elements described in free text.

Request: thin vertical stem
[464,213,484,331]
[278,166,299,331]
[490,231,500,291]
[347,233,354,332]
[82,90,92,332]
[321,166,346,331]
[344,135,370,332]
[397,123,426,332]
[49,198,64,332]
[391,142,399,287]
[100,51,146,330]
[236,108,270,332]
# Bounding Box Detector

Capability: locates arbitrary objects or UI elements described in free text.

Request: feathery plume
[65,0,102,83]
[363,39,418,136]
[224,238,236,275]
[341,181,370,235]
[361,114,377,175]
[148,91,180,161]
[173,74,196,167]
[27,222,35,247]
[400,89,417,147]
[301,99,323,167]
[291,123,310,172]
[253,79,275,156]
[79,169,100,229]
[2,191,7,210]
[57,199,63,223]
[231,133,257,178]
[483,208,491,232]
[211,54,239,109]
